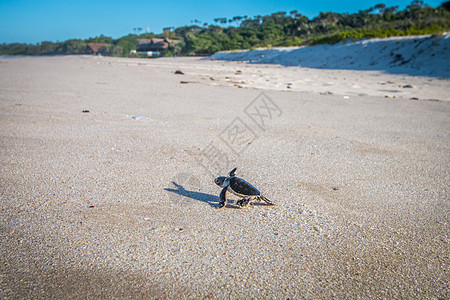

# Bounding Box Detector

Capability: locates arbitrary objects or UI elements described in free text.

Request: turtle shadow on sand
[165,181,221,208]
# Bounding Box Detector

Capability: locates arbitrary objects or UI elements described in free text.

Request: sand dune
[210,33,450,78]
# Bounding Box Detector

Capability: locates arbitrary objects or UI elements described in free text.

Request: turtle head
[214,176,227,187]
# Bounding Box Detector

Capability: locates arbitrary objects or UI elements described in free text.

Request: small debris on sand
[132,115,153,121]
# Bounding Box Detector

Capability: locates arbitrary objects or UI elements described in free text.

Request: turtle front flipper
[219,187,228,208]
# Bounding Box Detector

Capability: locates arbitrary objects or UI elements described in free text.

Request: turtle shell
[228,177,260,197]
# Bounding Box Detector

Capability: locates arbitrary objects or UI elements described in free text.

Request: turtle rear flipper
[237,196,252,208]
[260,195,275,205]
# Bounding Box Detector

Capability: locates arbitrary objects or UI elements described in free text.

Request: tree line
[1,1,449,57]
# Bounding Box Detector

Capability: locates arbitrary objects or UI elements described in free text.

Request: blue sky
[0,0,444,44]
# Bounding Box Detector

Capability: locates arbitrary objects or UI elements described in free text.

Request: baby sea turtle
[214,168,274,208]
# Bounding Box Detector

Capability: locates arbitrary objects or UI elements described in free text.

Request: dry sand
[0,55,449,298]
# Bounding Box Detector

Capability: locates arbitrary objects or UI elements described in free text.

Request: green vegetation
[1,1,449,57]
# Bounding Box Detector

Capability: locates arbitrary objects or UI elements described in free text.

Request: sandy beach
[0,55,449,298]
